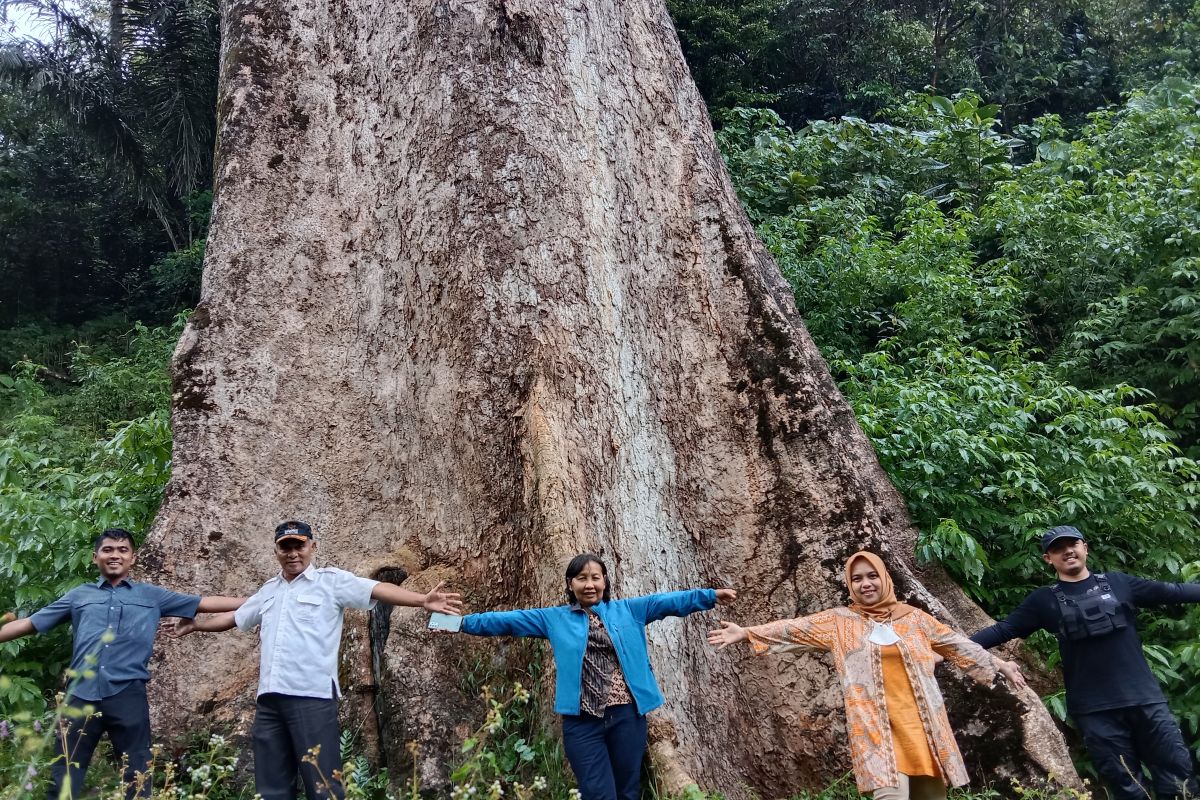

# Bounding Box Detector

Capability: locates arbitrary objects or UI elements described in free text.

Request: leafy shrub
[0,320,178,713]
[719,82,1200,754]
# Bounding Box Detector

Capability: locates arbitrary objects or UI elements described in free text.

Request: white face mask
[868,621,901,645]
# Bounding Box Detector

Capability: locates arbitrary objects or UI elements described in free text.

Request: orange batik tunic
[746,607,1000,793]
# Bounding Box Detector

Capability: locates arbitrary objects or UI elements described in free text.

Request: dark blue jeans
[561,704,647,800]
[49,681,152,800]
[1074,702,1197,800]
[252,693,344,800]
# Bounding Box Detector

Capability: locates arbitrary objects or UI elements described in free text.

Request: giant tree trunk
[144,0,1079,795]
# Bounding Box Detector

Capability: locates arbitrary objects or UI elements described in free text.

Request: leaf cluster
[719,81,1200,753]
[0,316,178,713]
[671,0,1200,128]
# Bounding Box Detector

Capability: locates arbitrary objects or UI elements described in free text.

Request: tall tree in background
[669,0,1196,126]
[0,0,219,242]
[0,0,218,324]
[144,0,1079,794]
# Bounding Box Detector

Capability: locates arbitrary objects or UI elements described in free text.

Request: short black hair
[94,528,136,551]
[564,553,611,603]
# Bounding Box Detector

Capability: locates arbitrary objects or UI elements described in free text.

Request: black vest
[1053,573,1129,641]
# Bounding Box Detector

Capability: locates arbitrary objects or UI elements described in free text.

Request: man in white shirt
[176,520,462,800]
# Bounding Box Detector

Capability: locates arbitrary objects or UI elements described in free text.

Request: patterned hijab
[845,551,917,621]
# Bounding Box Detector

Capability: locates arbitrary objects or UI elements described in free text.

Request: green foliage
[669,0,974,124]
[719,82,1200,752]
[0,0,220,221]
[1002,78,1200,455]
[451,683,572,800]
[0,2,217,328]
[0,701,249,800]
[450,645,574,800]
[0,313,141,374]
[0,318,178,714]
[339,729,390,800]
[0,686,575,800]
[150,191,210,308]
[0,89,175,328]
[842,345,1198,609]
[670,0,1193,127]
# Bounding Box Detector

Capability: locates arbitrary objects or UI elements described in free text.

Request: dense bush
[0,319,178,712]
[718,82,1200,751]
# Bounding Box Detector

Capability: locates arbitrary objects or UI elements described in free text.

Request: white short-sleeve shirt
[234,564,378,699]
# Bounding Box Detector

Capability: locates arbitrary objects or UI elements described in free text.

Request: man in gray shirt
[0,528,244,799]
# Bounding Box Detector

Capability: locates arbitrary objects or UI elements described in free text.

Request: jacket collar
[569,600,606,613]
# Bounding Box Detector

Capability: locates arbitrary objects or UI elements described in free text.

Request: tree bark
[144,0,1080,796]
[109,0,124,60]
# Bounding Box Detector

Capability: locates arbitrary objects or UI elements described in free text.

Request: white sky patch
[3,5,58,41]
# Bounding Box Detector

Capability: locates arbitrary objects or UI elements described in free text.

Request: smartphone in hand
[428,612,463,632]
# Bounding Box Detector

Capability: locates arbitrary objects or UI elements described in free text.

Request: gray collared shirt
[234,564,377,700]
[30,578,200,701]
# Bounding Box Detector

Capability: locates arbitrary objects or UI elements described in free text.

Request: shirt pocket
[253,594,278,633]
[118,599,159,639]
[294,594,324,623]
[74,598,114,638]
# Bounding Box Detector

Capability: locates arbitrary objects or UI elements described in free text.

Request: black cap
[1041,525,1083,553]
[274,520,313,543]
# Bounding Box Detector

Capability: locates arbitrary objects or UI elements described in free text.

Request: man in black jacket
[971,525,1199,800]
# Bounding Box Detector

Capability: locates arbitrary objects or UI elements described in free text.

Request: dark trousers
[252,693,344,800]
[48,681,152,800]
[1074,703,1197,800]
[561,704,647,800]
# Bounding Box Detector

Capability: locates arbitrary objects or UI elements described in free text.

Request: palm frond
[0,0,224,245]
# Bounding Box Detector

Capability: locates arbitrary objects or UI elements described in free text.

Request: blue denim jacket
[461,589,716,715]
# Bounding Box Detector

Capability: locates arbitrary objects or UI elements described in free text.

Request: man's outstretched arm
[172,611,238,637]
[197,596,247,613]
[371,581,463,615]
[0,617,35,644]
[971,590,1049,648]
[1127,574,1200,607]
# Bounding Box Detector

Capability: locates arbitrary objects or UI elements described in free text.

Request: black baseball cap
[274,520,313,543]
[1041,525,1084,553]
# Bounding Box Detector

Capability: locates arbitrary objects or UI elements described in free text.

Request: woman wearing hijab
[458,553,737,800]
[707,551,1024,800]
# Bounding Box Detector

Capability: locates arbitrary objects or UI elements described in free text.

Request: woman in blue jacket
[460,553,736,800]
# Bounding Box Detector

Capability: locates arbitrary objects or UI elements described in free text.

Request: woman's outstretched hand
[714,588,738,605]
[707,620,748,649]
[997,659,1027,688]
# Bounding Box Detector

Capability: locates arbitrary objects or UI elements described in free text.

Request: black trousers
[252,693,344,800]
[48,681,152,800]
[1074,703,1197,800]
